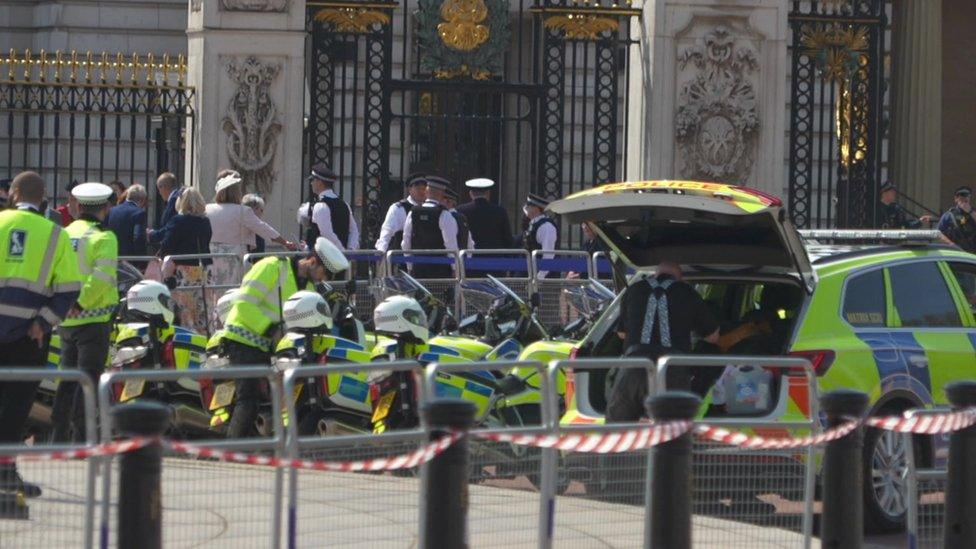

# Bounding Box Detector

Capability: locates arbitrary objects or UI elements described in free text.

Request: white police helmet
[126,280,174,325]
[283,290,333,331]
[313,237,350,274]
[215,288,239,325]
[373,295,428,341]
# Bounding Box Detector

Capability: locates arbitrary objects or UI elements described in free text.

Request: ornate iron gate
[787,1,889,229]
[0,51,194,221]
[305,0,637,246]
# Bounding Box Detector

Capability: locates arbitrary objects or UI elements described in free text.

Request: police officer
[937,186,976,253]
[607,262,719,422]
[522,194,559,279]
[457,178,514,278]
[51,182,118,442]
[0,171,82,496]
[879,182,932,229]
[375,174,427,253]
[297,163,360,250]
[221,237,349,438]
[401,176,458,279]
[443,186,474,250]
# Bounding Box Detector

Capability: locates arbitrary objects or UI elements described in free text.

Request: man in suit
[106,183,148,258]
[156,172,183,229]
[457,178,514,278]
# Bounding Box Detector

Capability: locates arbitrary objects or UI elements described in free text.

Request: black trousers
[52,322,112,442]
[0,334,50,445]
[224,340,270,438]
[605,357,720,422]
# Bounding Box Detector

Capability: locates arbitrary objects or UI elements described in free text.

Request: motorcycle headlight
[203,355,230,370]
[273,357,302,372]
[366,369,392,384]
[111,346,147,368]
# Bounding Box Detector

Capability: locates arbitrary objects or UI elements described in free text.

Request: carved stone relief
[222,56,282,194]
[220,0,288,12]
[674,25,759,184]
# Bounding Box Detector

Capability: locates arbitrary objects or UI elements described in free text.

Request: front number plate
[371,391,397,423]
[120,380,145,402]
[210,381,236,411]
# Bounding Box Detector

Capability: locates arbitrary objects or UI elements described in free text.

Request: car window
[843,270,886,327]
[948,262,976,316]
[888,262,963,327]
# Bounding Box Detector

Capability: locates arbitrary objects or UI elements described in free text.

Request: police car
[549,180,976,532]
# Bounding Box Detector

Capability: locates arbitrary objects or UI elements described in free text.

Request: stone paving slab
[1,458,817,548]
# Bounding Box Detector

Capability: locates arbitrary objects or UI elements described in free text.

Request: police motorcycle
[29,260,149,438]
[271,290,374,436]
[368,296,563,490]
[108,280,211,436]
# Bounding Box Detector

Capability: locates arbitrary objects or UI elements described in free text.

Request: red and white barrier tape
[865,408,976,434]
[0,437,157,465]
[164,433,461,472]
[3,408,976,464]
[476,420,693,453]
[693,421,858,450]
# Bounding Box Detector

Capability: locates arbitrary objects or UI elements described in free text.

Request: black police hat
[878,181,896,195]
[405,173,428,187]
[525,193,550,209]
[309,163,338,184]
[444,187,459,202]
[425,175,451,192]
[955,185,973,197]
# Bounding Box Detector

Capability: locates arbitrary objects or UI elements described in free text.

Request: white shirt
[530,216,558,279]
[374,195,421,252]
[297,189,360,250]
[401,199,458,252]
[206,203,280,247]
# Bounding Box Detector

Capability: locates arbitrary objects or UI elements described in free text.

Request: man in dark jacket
[457,178,514,277]
[880,182,932,229]
[156,172,183,229]
[106,183,148,257]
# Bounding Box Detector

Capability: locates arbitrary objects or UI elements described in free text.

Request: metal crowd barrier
[280,360,427,547]
[0,369,98,549]
[531,250,592,329]
[458,249,533,320]
[97,366,287,549]
[655,355,819,549]
[906,407,950,549]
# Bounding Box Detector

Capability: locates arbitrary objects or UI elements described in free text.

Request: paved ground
[0,458,916,548]
[0,458,821,548]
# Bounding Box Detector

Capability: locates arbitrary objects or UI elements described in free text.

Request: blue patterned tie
[640,277,673,347]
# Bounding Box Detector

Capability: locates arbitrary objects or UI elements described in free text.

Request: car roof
[809,244,974,274]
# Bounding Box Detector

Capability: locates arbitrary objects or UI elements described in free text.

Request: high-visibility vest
[0,207,83,343]
[223,257,308,351]
[62,218,119,326]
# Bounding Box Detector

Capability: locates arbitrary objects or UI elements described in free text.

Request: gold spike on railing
[84,51,93,82]
[6,49,15,81]
[99,51,108,83]
[177,54,186,87]
[146,53,155,84]
[54,50,63,83]
[130,53,140,85]
[70,51,78,83]
[161,53,171,87]
[23,49,32,81]
[115,52,125,84]
[38,50,47,83]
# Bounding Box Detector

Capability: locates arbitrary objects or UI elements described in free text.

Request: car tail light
[369,382,380,404]
[161,339,176,369]
[563,369,576,406]
[789,350,835,377]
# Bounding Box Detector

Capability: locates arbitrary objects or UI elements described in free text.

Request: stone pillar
[940,0,976,208]
[627,0,788,196]
[185,0,306,237]
[891,0,942,212]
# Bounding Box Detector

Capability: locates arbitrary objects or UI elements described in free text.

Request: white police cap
[465,178,494,190]
[72,182,114,205]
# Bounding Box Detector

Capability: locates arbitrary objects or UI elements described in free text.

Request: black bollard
[944,381,976,549]
[420,398,476,549]
[643,391,700,549]
[112,401,170,549]
[820,389,868,549]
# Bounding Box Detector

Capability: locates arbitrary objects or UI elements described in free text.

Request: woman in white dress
[205,170,297,286]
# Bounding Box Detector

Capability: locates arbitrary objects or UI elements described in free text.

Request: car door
[885,260,973,406]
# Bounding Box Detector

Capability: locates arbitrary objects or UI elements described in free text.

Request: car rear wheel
[863,427,910,533]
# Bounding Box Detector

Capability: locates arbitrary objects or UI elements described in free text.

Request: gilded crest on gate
[437,0,490,52]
